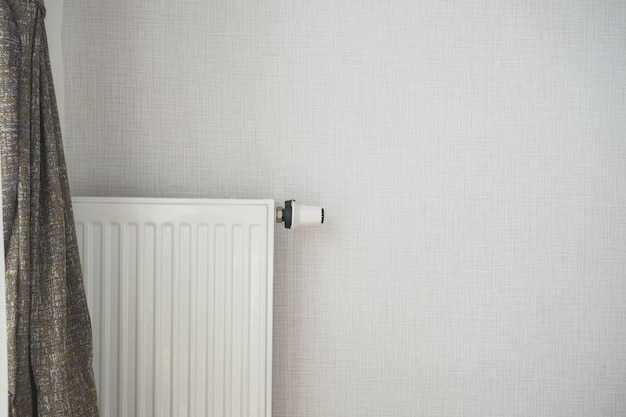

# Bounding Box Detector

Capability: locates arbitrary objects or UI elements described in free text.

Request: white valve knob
[276,200,324,229]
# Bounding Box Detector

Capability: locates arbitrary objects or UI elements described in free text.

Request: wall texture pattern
[60,1,626,416]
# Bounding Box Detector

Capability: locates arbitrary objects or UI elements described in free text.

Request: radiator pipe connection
[276,200,324,229]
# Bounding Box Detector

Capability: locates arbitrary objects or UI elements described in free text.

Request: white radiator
[72,197,274,417]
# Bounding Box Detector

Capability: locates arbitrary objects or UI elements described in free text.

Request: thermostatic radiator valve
[276,200,324,229]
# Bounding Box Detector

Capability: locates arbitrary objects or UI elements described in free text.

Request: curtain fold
[0,0,99,415]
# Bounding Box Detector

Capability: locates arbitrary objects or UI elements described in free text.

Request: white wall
[45,0,65,132]
[57,1,626,416]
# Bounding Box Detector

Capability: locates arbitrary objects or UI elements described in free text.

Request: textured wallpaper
[59,1,626,416]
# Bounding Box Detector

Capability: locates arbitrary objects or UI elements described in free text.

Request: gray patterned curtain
[0,0,99,415]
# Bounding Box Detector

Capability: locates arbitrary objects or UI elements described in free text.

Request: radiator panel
[73,197,274,417]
